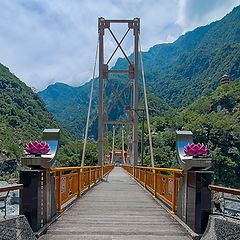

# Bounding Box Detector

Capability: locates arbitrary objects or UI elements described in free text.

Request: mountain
[39,5,240,138]
[38,81,97,138]
[0,63,75,174]
[39,80,171,138]
[149,78,240,187]
[115,5,240,106]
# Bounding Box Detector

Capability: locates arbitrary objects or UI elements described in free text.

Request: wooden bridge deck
[40,167,191,240]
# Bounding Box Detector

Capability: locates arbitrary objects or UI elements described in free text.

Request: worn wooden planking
[40,167,191,240]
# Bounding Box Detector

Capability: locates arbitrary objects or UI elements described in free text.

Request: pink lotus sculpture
[184,143,208,156]
[25,141,50,155]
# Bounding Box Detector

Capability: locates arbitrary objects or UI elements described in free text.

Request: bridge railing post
[95,167,97,183]
[56,170,62,213]
[88,168,91,188]
[77,168,81,197]
[171,172,177,214]
[154,169,157,197]
[144,168,147,188]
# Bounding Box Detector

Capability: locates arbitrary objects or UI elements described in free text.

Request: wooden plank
[40,168,191,239]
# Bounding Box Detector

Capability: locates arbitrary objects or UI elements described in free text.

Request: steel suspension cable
[139,37,155,168]
[81,37,99,166]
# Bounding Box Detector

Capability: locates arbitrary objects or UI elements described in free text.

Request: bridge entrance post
[176,131,213,234]
[20,129,60,232]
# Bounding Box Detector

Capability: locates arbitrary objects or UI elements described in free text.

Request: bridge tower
[98,18,140,166]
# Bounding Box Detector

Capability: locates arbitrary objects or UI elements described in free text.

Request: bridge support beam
[132,18,139,167]
[98,18,140,167]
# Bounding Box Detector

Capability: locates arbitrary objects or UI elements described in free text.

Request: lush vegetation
[144,79,240,187]
[0,63,98,178]
[0,63,65,160]
[38,81,98,138]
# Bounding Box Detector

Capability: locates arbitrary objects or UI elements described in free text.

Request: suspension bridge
[1,18,240,240]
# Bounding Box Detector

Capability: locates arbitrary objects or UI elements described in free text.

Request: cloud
[0,0,239,90]
[177,0,240,30]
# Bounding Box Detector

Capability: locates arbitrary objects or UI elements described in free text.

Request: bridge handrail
[134,166,183,174]
[0,184,23,193]
[0,184,23,217]
[122,165,182,214]
[53,165,114,212]
[209,184,240,219]
[51,166,102,171]
[209,184,240,195]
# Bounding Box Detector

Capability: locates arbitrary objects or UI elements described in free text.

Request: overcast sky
[0,0,239,91]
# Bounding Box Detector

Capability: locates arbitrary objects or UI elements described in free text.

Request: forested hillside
[39,5,240,138]
[38,81,97,138]
[0,63,98,177]
[0,63,65,161]
[146,79,240,187]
